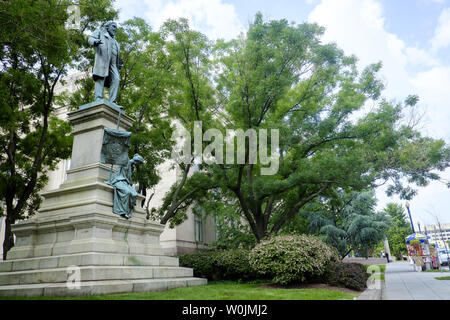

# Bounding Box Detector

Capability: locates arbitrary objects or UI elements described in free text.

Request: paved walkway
[382,261,450,300]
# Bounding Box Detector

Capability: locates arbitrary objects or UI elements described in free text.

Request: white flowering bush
[249,234,339,285]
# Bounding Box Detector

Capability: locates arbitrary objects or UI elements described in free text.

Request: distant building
[424,223,450,249]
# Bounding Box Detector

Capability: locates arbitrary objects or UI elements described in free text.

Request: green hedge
[324,262,370,291]
[248,234,340,285]
[179,249,258,281]
[179,235,370,291]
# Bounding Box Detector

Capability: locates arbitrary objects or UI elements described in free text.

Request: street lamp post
[405,202,415,234]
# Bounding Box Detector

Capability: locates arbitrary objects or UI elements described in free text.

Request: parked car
[438,249,450,266]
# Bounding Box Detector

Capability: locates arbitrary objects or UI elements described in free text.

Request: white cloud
[115,0,243,40]
[308,0,410,98]
[150,0,243,40]
[308,0,450,139]
[114,0,148,22]
[375,175,450,226]
[308,0,450,224]
[404,47,439,67]
[410,66,450,139]
[115,0,450,224]
[431,7,450,52]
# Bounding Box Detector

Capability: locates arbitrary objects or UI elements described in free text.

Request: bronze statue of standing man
[88,21,122,103]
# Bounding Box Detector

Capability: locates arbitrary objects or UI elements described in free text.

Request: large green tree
[149,18,219,226]
[111,18,175,201]
[306,190,391,258]
[152,14,450,242]
[0,0,117,259]
[381,203,413,259]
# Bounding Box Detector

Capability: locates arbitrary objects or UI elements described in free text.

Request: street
[382,261,450,300]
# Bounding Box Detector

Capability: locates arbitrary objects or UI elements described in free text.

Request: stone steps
[0,277,207,297]
[0,252,179,272]
[0,102,208,298]
[0,265,194,286]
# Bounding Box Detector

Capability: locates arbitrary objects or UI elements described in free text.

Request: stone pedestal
[0,101,206,297]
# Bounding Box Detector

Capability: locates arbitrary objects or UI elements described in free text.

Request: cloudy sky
[114,0,450,227]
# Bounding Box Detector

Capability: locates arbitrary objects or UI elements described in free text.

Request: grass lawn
[425,269,449,272]
[434,276,450,280]
[2,281,359,300]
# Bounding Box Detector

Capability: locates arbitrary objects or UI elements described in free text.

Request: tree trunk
[2,218,14,260]
[254,214,268,242]
[341,248,352,260]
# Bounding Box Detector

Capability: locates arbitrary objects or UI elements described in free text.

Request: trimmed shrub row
[179,235,369,291]
[179,249,258,281]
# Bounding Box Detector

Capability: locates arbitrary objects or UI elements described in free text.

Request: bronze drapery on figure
[100,128,145,219]
[105,154,145,219]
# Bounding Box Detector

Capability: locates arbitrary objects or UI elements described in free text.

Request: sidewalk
[382,261,450,300]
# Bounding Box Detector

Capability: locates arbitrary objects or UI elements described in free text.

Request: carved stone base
[0,101,207,297]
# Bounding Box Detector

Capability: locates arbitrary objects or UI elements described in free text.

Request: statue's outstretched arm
[88,29,102,46]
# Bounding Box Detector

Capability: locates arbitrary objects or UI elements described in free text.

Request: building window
[194,213,203,243]
[193,202,203,243]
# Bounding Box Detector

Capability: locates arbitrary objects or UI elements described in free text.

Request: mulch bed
[258,283,362,295]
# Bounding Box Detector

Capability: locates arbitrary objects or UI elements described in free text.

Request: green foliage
[116,18,174,193]
[248,234,339,285]
[178,251,218,279]
[178,249,257,281]
[205,201,257,250]
[306,190,391,258]
[61,17,175,197]
[323,262,370,291]
[212,215,257,250]
[380,203,412,259]
[6,282,359,300]
[0,0,116,258]
[153,13,450,242]
[434,276,450,280]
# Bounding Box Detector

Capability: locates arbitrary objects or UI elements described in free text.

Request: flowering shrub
[248,234,339,285]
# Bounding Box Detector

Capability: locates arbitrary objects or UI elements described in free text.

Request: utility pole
[405,202,415,233]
